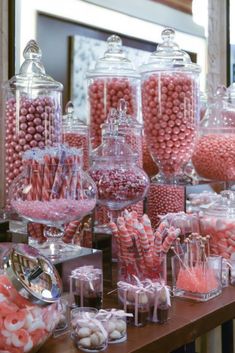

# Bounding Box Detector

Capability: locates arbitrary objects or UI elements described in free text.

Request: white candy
[106,321,116,333]
[109,330,122,340]
[90,333,100,347]
[87,322,98,331]
[115,320,126,333]
[77,327,91,338]
[139,293,148,305]
[96,331,105,345]
[79,337,91,348]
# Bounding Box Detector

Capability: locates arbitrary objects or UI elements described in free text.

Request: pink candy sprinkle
[12,199,96,224]
[192,134,235,181]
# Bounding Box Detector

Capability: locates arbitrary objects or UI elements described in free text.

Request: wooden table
[39,286,235,353]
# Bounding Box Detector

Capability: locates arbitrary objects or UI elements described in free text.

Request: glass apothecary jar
[200,190,235,259]
[86,35,140,149]
[140,28,200,180]
[192,85,235,181]
[0,243,62,352]
[63,101,90,170]
[3,40,63,206]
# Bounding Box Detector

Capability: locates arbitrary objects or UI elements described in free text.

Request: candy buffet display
[199,190,235,259]
[110,210,180,282]
[192,85,235,181]
[86,35,140,149]
[0,244,62,353]
[3,40,63,206]
[63,101,90,170]
[171,235,222,301]
[10,145,97,258]
[70,266,103,309]
[140,28,200,178]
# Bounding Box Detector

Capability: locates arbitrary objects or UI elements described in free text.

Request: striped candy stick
[153,230,162,255]
[109,221,121,257]
[133,220,154,269]
[123,212,146,276]
[42,154,52,201]
[141,214,155,248]
[162,227,179,253]
[51,150,66,199]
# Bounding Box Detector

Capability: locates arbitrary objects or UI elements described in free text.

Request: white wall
[15,0,207,89]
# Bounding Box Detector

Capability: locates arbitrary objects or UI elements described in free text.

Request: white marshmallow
[79,337,91,348]
[109,330,122,340]
[77,327,91,338]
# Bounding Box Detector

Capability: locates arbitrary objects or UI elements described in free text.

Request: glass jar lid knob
[158,28,179,51]
[65,100,74,117]
[106,35,122,53]
[23,40,42,60]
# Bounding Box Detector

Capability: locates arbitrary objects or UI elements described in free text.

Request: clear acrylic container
[3,40,63,207]
[86,35,140,149]
[192,85,235,181]
[140,28,200,179]
[172,253,222,301]
[96,309,127,344]
[63,101,90,170]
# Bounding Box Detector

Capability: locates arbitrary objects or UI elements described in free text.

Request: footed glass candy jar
[9,145,97,258]
[140,28,200,180]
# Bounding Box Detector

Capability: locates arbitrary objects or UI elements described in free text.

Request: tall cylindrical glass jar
[140,28,200,180]
[86,35,140,149]
[3,40,63,206]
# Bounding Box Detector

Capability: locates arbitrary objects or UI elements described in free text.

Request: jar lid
[86,35,140,78]
[227,82,235,104]
[139,28,200,73]
[101,99,142,136]
[3,244,62,304]
[200,85,235,131]
[201,190,235,218]
[63,101,88,132]
[5,40,63,91]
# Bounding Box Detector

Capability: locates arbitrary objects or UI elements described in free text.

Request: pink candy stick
[162,228,179,253]
[154,230,162,255]
[141,214,155,248]
[133,220,153,268]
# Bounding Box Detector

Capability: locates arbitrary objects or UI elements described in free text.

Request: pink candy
[147,183,185,230]
[141,73,197,175]
[90,169,147,206]
[12,199,96,224]
[200,217,235,259]
[63,133,89,170]
[5,97,61,205]
[88,78,138,148]
[142,135,158,177]
[192,134,235,181]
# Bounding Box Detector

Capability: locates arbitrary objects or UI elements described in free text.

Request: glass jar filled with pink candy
[3,40,63,207]
[192,85,235,181]
[140,28,200,180]
[9,145,97,258]
[199,190,235,260]
[86,34,140,149]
